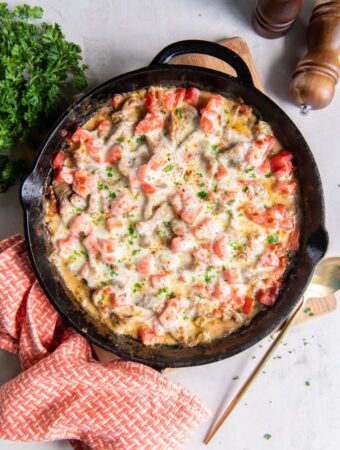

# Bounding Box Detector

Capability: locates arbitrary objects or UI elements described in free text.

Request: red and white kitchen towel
[0,235,210,450]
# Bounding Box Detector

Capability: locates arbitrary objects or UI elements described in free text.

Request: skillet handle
[149,39,255,87]
[306,226,329,266]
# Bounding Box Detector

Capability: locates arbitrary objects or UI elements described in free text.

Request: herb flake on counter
[264,434,272,440]
[305,380,311,386]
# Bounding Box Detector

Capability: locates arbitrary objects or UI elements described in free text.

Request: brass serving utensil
[204,257,340,445]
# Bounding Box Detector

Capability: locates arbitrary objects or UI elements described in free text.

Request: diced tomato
[150,273,168,289]
[110,193,134,216]
[52,150,65,169]
[212,234,229,260]
[112,94,125,109]
[135,112,164,135]
[238,104,252,116]
[70,126,92,144]
[99,239,117,264]
[230,285,246,305]
[69,213,93,236]
[83,234,100,257]
[245,146,265,167]
[257,285,280,306]
[212,279,230,300]
[72,170,96,198]
[171,235,196,253]
[106,217,124,232]
[259,250,280,267]
[84,139,103,163]
[288,227,300,251]
[216,164,228,180]
[111,291,130,307]
[148,154,167,170]
[145,88,160,114]
[57,235,78,259]
[139,326,156,345]
[258,158,270,175]
[193,217,216,240]
[170,188,202,225]
[273,180,297,195]
[106,144,122,164]
[141,182,158,195]
[55,166,74,184]
[97,119,111,133]
[200,114,215,134]
[136,255,155,276]
[184,87,200,106]
[263,204,292,229]
[174,87,186,107]
[204,95,223,113]
[158,298,181,329]
[200,95,223,134]
[242,296,254,314]
[224,268,242,284]
[245,203,291,230]
[270,150,294,179]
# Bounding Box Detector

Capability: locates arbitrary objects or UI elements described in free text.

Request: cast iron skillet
[20,40,328,369]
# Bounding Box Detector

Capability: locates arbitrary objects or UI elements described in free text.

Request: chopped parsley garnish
[197,191,207,199]
[93,214,104,225]
[163,221,172,228]
[106,166,114,178]
[183,313,189,320]
[156,287,168,296]
[116,136,125,142]
[164,164,174,172]
[204,266,215,283]
[132,249,141,256]
[98,181,109,190]
[133,283,142,293]
[243,186,249,192]
[175,107,184,118]
[108,192,117,200]
[128,224,136,237]
[244,167,254,173]
[227,199,235,205]
[158,230,167,238]
[250,173,256,178]
[264,434,272,440]
[267,234,279,244]
[211,143,219,153]
[183,174,189,181]
[286,250,294,259]
[265,173,272,178]
[136,135,146,144]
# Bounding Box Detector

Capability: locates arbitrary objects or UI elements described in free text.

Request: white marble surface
[1,1,339,449]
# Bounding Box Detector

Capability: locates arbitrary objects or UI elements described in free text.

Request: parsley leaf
[197,191,207,199]
[267,234,279,244]
[164,164,174,172]
[0,3,88,191]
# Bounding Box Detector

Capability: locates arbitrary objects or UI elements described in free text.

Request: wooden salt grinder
[289,0,340,112]
[252,0,304,38]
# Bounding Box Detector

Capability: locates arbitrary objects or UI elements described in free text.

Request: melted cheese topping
[45,87,300,347]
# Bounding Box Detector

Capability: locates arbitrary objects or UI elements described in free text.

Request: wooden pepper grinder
[252,0,304,38]
[289,0,340,112]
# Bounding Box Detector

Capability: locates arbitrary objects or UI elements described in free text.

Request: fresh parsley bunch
[0,3,88,191]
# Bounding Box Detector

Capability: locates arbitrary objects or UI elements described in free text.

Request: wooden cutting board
[93,37,337,365]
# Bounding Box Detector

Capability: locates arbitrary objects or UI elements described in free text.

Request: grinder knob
[289,0,340,111]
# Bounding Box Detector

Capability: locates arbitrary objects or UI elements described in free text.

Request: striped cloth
[0,235,210,450]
